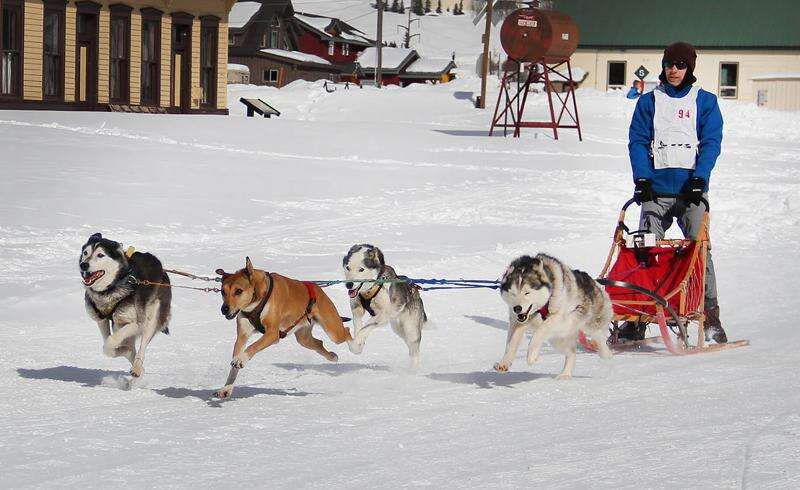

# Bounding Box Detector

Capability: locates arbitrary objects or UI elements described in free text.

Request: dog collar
[537,304,550,320]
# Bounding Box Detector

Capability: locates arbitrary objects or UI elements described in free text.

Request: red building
[294,13,374,65]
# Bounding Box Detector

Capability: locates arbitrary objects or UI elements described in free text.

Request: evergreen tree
[436,0,442,14]
[412,0,424,16]
[400,0,405,12]
[424,0,431,13]
[391,0,399,12]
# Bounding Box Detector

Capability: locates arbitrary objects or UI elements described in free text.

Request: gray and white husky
[494,254,612,379]
[80,233,171,379]
[343,244,427,368]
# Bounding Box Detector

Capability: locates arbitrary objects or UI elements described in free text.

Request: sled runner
[581,198,749,355]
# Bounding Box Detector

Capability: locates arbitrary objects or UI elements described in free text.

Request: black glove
[684,177,706,205]
[633,179,654,204]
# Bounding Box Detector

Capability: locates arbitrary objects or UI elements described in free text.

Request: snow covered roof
[357,47,416,71]
[227,63,250,73]
[229,1,262,29]
[404,57,456,76]
[295,13,333,34]
[294,13,373,46]
[260,49,331,66]
[751,72,800,80]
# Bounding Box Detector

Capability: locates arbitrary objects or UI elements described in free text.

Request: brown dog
[213,257,355,399]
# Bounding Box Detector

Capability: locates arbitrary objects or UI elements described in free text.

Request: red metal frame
[489,58,582,140]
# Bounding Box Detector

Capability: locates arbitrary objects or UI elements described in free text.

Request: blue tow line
[313,278,501,291]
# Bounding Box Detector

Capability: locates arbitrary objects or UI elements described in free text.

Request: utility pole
[478,0,494,108]
[397,8,420,49]
[376,0,384,87]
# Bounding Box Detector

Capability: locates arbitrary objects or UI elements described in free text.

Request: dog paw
[212,387,232,399]
[325,351,339,362]
[555,373,572,381]
[347,340,364,355]
[493,362,510,372]
[526,353,539,366]
[129,359,144,378]
[231,353,249,369]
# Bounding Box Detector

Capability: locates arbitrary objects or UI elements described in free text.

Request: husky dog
[80,233,171,378]
[494,254,612,379]
[343,244,427,368]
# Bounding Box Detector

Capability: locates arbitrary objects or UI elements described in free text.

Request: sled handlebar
[621,196,709,213]
[618,196,709,233]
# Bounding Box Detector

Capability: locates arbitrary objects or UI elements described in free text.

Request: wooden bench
[240,97,281,118]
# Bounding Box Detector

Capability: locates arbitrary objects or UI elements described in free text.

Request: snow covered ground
[2,6,800,486]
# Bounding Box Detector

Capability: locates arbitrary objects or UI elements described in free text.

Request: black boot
[618,321,646,341]
[704,304,728,344]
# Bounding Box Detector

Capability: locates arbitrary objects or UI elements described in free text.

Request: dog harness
[242,275,318,339]
[88,268,135,321]
[241,273,274,335]
[281,282,318,338]
[358,282,384,317]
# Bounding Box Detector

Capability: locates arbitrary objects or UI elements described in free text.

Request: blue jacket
[628,83,723,195]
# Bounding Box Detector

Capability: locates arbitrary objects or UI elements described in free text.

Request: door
[76,12,98,105]
[171,22,191,111]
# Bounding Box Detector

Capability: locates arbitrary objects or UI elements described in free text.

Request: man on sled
[621,41,727,344]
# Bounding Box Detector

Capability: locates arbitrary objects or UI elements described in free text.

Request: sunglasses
[663,60,688,70]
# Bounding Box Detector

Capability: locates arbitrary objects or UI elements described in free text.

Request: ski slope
[2,8,800,488]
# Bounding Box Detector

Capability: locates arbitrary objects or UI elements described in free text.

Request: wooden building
[357,47,456,87]
[227,1,374,87]
[0,0,233,114]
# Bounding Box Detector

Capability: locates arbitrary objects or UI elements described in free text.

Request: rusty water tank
[500,8,579,62]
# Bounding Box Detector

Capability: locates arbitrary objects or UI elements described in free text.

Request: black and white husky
[80,233,171,379]
[343,244,428,368]
[494,254,612,379]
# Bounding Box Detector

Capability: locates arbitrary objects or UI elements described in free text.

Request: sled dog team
[80,233,612,398]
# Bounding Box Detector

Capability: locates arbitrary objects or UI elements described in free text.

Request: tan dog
[213,257,354,399]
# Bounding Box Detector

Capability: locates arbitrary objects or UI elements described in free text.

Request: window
[269,30,278,49]
[1,0,23,97]
[43,3,65,100]
[719,62,738,99]
[607,61,626,89]
[109,6,131,104]
[342,43,350,56]
[328,41,335,56]
[260,33,267,48]
[263,69,278,83]
[140,8,161,105]
[200,16,219,107]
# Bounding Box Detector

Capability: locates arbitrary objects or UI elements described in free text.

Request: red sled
[580,198,749,355]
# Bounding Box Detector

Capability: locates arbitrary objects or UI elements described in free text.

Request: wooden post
[376,0,384,88]
[478,0,494,108]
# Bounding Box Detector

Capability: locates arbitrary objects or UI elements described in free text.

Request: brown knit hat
[663,42,697,72]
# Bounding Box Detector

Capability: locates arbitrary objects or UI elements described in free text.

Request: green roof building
[552,0,800,109]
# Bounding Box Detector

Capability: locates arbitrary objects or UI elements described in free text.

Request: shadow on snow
[18,365,123,388]
[153,385,314,407]
[271,362,391,376]
[464,314,507,331]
